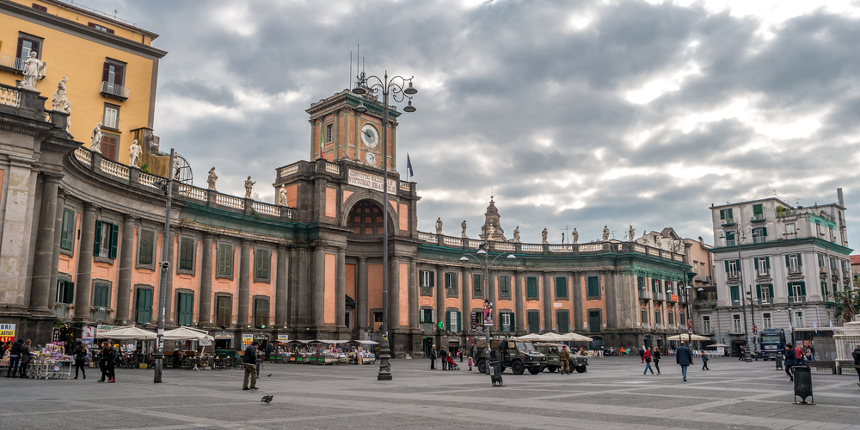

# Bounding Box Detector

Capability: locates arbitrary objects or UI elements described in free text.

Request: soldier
[559,345,570,375]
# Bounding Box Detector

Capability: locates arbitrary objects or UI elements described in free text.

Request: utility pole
[153,149,175,383]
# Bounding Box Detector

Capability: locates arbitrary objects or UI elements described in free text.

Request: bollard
[792,365,814,405]
[488,359,503,387]
[776,354,783,370]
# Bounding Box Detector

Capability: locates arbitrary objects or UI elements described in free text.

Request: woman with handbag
[642,347,654,375]
[73,341,87,379]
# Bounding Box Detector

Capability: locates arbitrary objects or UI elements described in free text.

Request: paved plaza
[1,356,858,430]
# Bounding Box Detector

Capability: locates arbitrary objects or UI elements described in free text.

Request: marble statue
[461,220,467,238]
[562,233,565,243]
[279,187,288,206]
[541,228,548,244]
[435,217,443,235]
[19,51,46,90]
[173,153,181,179]
[602,225,610,241]
[51,76,68,111]
[513,226,521,242]
[128,139,141,167]
[628,225,635,241]
[63,101,71,134]
[90,123,103,153]
[207,167,218,190]
[244,176,255,198]
[488,224,496,237]
[572,228,579,244]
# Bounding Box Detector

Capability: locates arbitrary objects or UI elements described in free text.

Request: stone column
[435,264,444,326]
[48,189,66,310]
[275,245,288,327]
[313,247,325,327]
[114,215,136,322]
[296,247,311,326]
[199,234,214,326]
[543,271,553,331]
[336,247,346,328]
[238,240,251,327]
[29,174,60,312]
[573,273,583,330]
[74,204,96,320]
[408,258,418,329]
[389,256,400,330]
[357,257,368,330]
[514,271,524,333]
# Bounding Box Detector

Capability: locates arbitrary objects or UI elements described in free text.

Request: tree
[832,286,859,324]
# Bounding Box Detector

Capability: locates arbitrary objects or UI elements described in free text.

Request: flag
[829,320,833,330]
[814,322,817,333]
[407,153,414,179]
[788,322,792,333]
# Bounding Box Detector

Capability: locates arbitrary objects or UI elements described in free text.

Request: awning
[98,326,156,340]
[162,327,214,342]
[351,340,378,345]
[666,334,711,341]
[345,294,356,310]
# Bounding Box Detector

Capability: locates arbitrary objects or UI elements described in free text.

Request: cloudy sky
[86,0,860,247]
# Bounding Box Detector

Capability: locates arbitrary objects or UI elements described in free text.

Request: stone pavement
[1,356,858,429]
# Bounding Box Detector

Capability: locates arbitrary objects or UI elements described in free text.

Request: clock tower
[306,89,400,171]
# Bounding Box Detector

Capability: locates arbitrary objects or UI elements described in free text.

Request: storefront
[213,331,233,350]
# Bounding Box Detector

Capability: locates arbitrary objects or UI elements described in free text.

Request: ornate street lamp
[352,70,417,381]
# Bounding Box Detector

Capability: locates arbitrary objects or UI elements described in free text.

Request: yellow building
[0,0,166,164]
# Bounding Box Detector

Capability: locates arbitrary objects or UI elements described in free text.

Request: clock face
[364,152,376,165]
[360,124,379,150]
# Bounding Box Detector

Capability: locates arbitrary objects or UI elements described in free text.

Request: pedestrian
[639,346,645,361]
[97,342,109,382]
[701,351,709,370]
[440,347,448,370]
[783,343,795,381]
[559,346,571,375]
[106,342,118,383]
[5,339,23,378]
[642,347,654,375]
[738,344,745,360]
[652,347,661,375]
[242,341,259,390]
[851,344,860,387]
[73,341,87,379]
[460,347,464,363]
[266,343,273,362]
[468,356,473,371]
[429,344,437,370]
[675,341,693,382]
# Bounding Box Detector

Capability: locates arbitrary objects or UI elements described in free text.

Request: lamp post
[460,243,516,374]
[684,284,693,345]
[746,288,759,361]
[352,70,417,381]
[153,149,175,383]
[720,226,752,361]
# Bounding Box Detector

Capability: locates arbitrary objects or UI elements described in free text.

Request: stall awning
[98,326,156,340]
[345,294,356,310]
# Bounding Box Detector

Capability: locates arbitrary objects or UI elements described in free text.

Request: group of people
[640,341,701,381]
[3,339,33,378]
[428,345,463,370]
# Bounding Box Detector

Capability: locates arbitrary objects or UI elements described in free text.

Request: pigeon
[261,395,273,404]
[267,374,273,377]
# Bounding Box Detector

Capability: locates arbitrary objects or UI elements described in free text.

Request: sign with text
[670,294,678,302]
[277,334,289,342]
[242,334,253,346]
[96,324,121,337]
[347,169,397,194]
[0,324,15,343]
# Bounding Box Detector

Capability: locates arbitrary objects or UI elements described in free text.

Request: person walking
[18,340,32,378]
[106,342,119,383]
[642,347,654,375]
[460,347,464,363]
[73,341,87,379]
[783,343,796,381]
[5,339,23,378]
[851,344,860,387]
[676,341,693,382]
[701,351,710,370]
[97,342,109,382]
[652,347,661,375]
[738,344,745,360]
[559,346,571,375]
[242,341,259,390]
[429,344,437,370]
[468,356,473,371]
[440,347,449,370]
[639,346,645,361]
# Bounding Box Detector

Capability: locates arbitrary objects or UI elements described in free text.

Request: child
[468,356,473,371]
[701,351,709,370]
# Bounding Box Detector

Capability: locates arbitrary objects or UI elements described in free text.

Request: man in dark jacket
[243,341,258,390]
[675,341,693,382]
[5,339,23,378]
[440,347,449,370]
[783,343,796,381]
[429,344,437,370]
[106,342,119,383]
[851,344,860,387]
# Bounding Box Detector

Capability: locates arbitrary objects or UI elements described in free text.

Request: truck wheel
[476,360,487,374]
[576,366,586,373]
[546,365,557,373]
[528,366,541,375]
[512,360,525,375]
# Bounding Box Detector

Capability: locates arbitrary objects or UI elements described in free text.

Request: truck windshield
[516,342,536,351]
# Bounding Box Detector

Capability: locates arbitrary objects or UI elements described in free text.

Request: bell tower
[306,89,401,171]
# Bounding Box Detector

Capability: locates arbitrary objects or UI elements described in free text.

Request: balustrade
[278,163,299,178]
[74,148,92,166]
[100,158,129,180]
[178,184,207,201]
[0,85,20,107]
[252,201,279,216]
[216,193,245,210]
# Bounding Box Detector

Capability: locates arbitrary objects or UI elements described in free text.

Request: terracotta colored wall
[399,262,409,327]
[285,184,298,208]
[524,275,542,311]
[367,264,383,323]
[399,203,408,232]
[345,264,356,300]
[324,253,336,324]
[581,275,607,329]
[249,248,276,325]
[342,190,353,204]
[172,235,201,322]
[211,244,238,325]
[325,188,337,218]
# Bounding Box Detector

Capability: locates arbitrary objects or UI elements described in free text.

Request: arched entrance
[346,200,395,236]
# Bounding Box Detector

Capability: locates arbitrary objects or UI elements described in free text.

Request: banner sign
[0,324,15,343]
[277,334,289,342]
[242,334,253,346]
[82,326,96,341]
[347,169,397,194]
[483,301,494,327]
[96,324,121,337]
[670,294,678,302]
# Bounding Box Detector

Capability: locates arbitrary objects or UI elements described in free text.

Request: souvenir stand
[28,342,73,380]
[350,340,377,365]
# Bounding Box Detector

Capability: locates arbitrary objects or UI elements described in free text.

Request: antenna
[349,51,352,90]
[560,225,570,245]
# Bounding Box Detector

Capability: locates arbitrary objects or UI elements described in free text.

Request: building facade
[0,0,166,165]
[697,194,852,356]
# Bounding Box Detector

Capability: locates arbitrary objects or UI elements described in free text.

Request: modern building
[0,0,166,165]
[684,237,715,335]
[698,193,852,356]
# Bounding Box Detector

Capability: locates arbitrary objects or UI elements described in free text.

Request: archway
[346,199,395,236]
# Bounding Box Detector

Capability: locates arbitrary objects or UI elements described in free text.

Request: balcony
[0,53,24,74]
[788,295,806,304]
[721,217,736,226]
[752,236,767,244]
[788,266,802,274]
[654,292,665,302]
[638,289,652,301]
[100,81,129,101]
[776,209,798,218]
[753,298,771,305]
[750,214,766,223]
[726,239,737,247]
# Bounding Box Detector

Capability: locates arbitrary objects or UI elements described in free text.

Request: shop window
[94,220,118,259]
[136,288,152,325]
[60,209,75,251]
[138,229,155,266]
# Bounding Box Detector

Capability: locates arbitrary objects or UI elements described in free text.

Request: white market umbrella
[513,333,555,342]
[98,326,156,340]
[162,327,214,342]
[559,332,593,342]
[666,334,710,341]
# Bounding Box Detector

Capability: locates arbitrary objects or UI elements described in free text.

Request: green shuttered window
[60,209,75,251]
[177,292,193,326]
[138,230,155,266]
[526,277,538,299]
[555,276,568,299]
[217,243,234,277]
[136,288,152,324]
[587,276,600,299]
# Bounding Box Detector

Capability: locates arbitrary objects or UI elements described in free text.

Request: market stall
[28,343,73,380]
[350,340,377,364]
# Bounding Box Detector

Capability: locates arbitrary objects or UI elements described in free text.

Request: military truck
[535,343,588,373]
[470,338,546,375]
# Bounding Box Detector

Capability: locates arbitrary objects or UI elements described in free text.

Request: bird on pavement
[261,395,273,404]
[267,374,273,377]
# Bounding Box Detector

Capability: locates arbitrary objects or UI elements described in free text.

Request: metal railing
[788,295,807,303]
[0,53,23,72]
[721,217,736,225]
[100,81,130,99]
[750,214,766,222]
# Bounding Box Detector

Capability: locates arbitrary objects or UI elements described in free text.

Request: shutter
[799,282,806,296]
[102,135,117,161]
[102,62,110,83]
[114,64,124,87]
[109,223,119,259]
[796,254,802,267]
[720,209,725,220]
[724,261,729,274]
[728,208,733,218]
[94,221,102,257]
[762,227,767,237]
[457,311,462,332]
[60,210,73,250]
[756,284,762,299]
[511,312,516,332]
[753,204,763,215]
[766,257,770,269]
[429,271,434,287]
[65,281,75,304]
[768,284,774,299]
[785,255,790,267]
[445,310,451,331]
[16,37,23,58]
[735,260,740,272]
[30,40,40,57]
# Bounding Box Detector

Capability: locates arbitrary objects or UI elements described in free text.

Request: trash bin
[775,354,783,370]
[488,359,503,387]
[792,365,814,405]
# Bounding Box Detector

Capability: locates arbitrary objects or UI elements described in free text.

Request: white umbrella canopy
[666,334,711,341]
[162,327,214,342]
[560,332,594,342]
[98,326,157,340]
[512,333,555,342]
